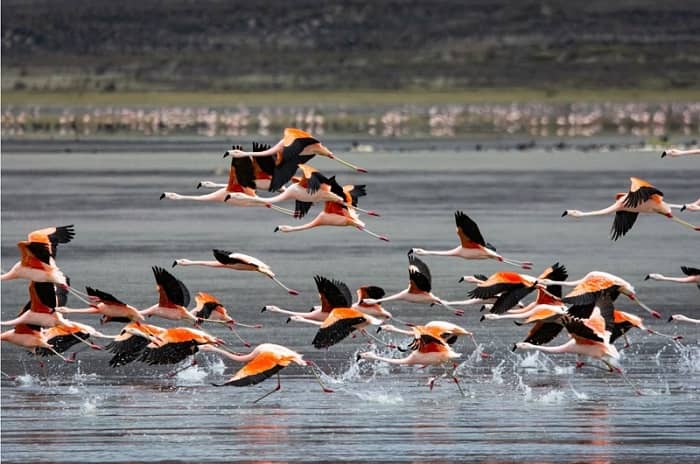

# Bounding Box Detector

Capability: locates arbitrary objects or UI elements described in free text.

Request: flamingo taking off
[298,307,383,349]
[378,320,479,352]
[1,324,75,363]
[1,281,72,328]
[1,225,74,286]
[139,266,197,322]
[173,249,298,295]
[262,275,352,323]
[412,211,533,269]
[138,327,222,366]
[57,286,145,324]
[645,266,699,289]
[105,321,166,367]
[200,343,334,403]
[361,252,463,316]
[466,271,539,315]
[358,325,464,395]
[661,148,700,158]
[224,128,366,191]
[562,177,699,239]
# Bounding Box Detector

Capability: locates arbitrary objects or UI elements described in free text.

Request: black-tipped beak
[561,211,568,217]
[513,321,523,326]
[458,276,464,283]
[667,316,674,322]
[172,261,177,268]
[376,326,382,333]
[511,344,517,352]
[261,306,267,313]
[644,274,650,280]
[356,353,361,362]
[160,193,165,200]
[681,205,687,212]
[274,226,280,233]
[286,317,291,324]
[223,151,230,158]
[224,194,231,202]
[196,182,202,189]
[661,151,667,158]
[480,305,486,312]
[479,315,485,322]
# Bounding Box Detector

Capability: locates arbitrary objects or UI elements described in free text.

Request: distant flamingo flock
[1,128,698,401]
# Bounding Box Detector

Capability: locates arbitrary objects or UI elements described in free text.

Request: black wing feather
[106,335,150,367]
[542,263,568,298]
[312,317,367,349]
[454,211,487,247]
[681,266,700,276]
[523,322,564,345]
[489,285,536,314]
[86,286,126,305]
[294,201,314,219]
[364,286,386,300]
[192,302,221,320]
[347,185,367,207]
[26,242,52,264]
[212,249,246,266]
[307,172,330,194]
[408,253,432,292]
[33,282,57,310]
[623,186,663,208]
[611,211,639,240]
[152,266,190,307]
[562,316,605,343]
[139,341,199,365]
[230,157,257,189]
[468,283,522,300]
[314,275,352,309]
[269,154,315,192]
[37,332,89,356]
[252,142,276,176]
[222,364,284,387]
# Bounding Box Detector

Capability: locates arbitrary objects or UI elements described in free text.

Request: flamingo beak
[224,194,231,202]
[196,182,202,189]
[561,211,568,217]
[159,193,165,200]
[661,151,667,158]
[172,261,178,268]
[644,274,650,280]
[260,306,267,313]
[223,151,230,158]
[274,227,280,232]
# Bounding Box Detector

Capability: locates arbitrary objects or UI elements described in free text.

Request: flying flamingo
[173,249,299,295]
[562,177,699,239]
[378,321,480,352]
[293,307,383,349]
[35,321,116,354]
[352,286,392,319]
[466,271,539,314]
[106,321,166,367]
[668,314,700,324]
[189,292,261,347]
[538,270,661,319]
[262,275,352,323]
[1,225,74,286]
[1,281,73,328]
[138,327,222,366]
[160,147,294,215]
[645,266,699,288]
[139,266,197,322]
[57,286,145,324]
[661,148,700,158]
[224,128,366,191]
[668,198,700,212]
[1,324,76,363]
[411,211,533,269]
[358,325,464,395]
[273,193,389,242]
[200,343,334,403]
[361,252,463,316]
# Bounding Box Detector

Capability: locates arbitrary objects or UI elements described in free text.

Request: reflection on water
[1,143,699,463]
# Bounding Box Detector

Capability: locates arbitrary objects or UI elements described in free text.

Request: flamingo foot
[480,352,491,359]
[575,361,585,369]
[288,289,300,296]
[650,310,662,319]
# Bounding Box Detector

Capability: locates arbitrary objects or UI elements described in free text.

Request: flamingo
[138,327,222,366]
[293,307,383,349]
[173,249,299,295]
[411,211,533,269]
[361,252,463,316]
[352,286,392,319]
[139,266,197,322]
[668,198,700,212]
[273,192,389,241]
[538,270,661,319]
[378,321,478,351]
[262,275,351,323]
[661,148,700,158]
[57,286,145,324]
[1,281,72,328]
[645,266,699,288]
[1,225,74,286]
[1,324,75,363]
[106,321,166,367]
[562,177,699,239]
[668,314,700,324]
[160,148,294,215]
[224,128,366,191]
[200,343,334,403]
[466,271,539,314]
[35,321,116,354]
[358,325,464,395]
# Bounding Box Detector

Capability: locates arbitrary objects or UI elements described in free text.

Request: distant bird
[224,128,366,191]
[538,270,661,319]
[106,321,166,367]
[412,211,533,269]
[1,324,75,363]
[173,249,299,295]
[262,275,351,322]
[58,286,145,324]
[358,325,464,395]
[361,252,463,316]
[668,314,700,324]
[562,177,699,239]
[140,267,197,322]
[645,266,700,289]
[273,188,389,241]
[1,225,74,286]
[201,343,334,403]
[661,148,700,158]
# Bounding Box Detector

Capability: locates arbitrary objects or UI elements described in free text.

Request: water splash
[175,365,208,386]
[15,373,37,386]
[80,396,100,416]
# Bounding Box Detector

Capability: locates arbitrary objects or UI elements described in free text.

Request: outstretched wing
[611,211,638,241]
[314,275,352,312]
[454,211,486,248]
[152,266,190,307]
[86,286,126,306]
[28,225,75,257]
[408,253,432,292]
[681,266,700,276]
[623,177,663,208]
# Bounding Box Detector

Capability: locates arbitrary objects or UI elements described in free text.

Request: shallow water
[1,140,699,463]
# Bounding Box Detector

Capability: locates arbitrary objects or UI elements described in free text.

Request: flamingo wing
[345,184,367,207]
[408,253,432,293]
[29,281,57,313]
[359,285,386,300]
[313,308,367,349]
[230,157,258,190]
[28,224,75,257]
[314,275,352,312]
[24,242,53,265]
[624,178,663,208]
[86,286,127,306]
[611,211,639,241]
[538,262,568,298]
[523,322,564,346]
[681,266,700,276]
[489,285,537,314]
[140,341,200,365]
[152,266,191,308]
[106,334,150,367]
[37,329,88,356]
[221,351,292,387]
[294,200,314,219]
[454,211,487,248]
[252,142,276,176]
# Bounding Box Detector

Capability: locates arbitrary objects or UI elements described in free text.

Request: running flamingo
[173,249,299,295]
[412,211,533,269]
[140,267,197,322]
[106,321,166,367]
[224,128,366,191]
[295,307,383,349]
[562,177,699,239]
[1,225,74,286]
[358,325,464,395]
[200,343,334,403]
[1,281,72,328]
[262,275,351,323]
[645,266,699,288]
[1,324,75,363]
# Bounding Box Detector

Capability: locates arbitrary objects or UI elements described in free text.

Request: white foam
[352,390,404,405]
[491,360,505,385]
[175,365,208,386]
[80,396,99,416]
[536,389,567,404]
[15,374,36,386]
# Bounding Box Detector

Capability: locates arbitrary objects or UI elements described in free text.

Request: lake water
[1,139,699,463]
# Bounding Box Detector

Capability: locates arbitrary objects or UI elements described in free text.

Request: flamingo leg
[603,360,643,396]
[70,333,103,350]
[252,372,282,403]
[360,328,396,349]
[355,225,390,242]
[329,154,367,173]
[306,361,334,393]
[167,358,197,378]
[450,366,466,397]
[669,215,700,231]
[268,276,300,296]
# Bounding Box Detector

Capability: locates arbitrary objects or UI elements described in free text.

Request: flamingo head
[562,209,583,217]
